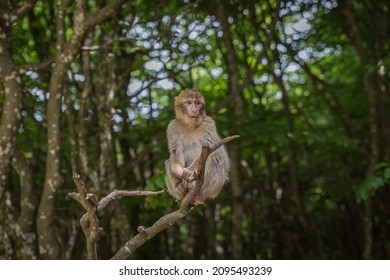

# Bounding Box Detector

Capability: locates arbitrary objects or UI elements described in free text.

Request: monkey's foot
[191,200,205,206]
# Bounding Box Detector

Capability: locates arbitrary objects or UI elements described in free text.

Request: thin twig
[97,189,165,211]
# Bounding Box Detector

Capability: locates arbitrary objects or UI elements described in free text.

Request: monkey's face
[182,98,204,125]
[174,89,206,128]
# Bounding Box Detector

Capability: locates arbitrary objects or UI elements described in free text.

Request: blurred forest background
[1,0,390,260]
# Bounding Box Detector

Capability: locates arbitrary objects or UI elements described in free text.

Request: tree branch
[110,134,239,260]
[15,0,37,20]
[97,189,165,212]
[68,171,165,259]
[70,135,239,259]
[69,172,101,260]
[18,58,55,74]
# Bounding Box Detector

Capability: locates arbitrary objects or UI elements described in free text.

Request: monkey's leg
[191,200,206,206]
[195,156,227,202]
[175,181,191,201]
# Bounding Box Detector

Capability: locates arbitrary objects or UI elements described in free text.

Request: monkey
[165,88,230,205]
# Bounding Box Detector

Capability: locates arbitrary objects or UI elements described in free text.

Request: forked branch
[69,135,239,260]
[68,172,165,259]
[110,134,239,260]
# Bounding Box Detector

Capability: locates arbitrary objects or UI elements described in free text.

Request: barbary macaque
[165,89,230,205]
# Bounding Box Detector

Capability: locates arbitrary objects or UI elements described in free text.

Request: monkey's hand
[182,167,200,182]
[171,164,184,179]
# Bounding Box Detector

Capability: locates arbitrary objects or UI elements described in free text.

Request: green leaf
[145,172,166,191]
[356,176,385,203]
[384,168,390,180]
[375,162,390,171]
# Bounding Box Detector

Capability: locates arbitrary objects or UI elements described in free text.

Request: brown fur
[165,89,230,203]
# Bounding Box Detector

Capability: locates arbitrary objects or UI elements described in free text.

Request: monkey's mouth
[189,116,200,121]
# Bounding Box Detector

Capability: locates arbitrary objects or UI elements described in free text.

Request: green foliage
[145,172,166,192]
[144,173,175,209]
[356,163,390,203]
[2,0,390,260]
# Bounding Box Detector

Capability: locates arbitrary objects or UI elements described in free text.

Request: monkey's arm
[167,121,185,179]
[169,146,185,179]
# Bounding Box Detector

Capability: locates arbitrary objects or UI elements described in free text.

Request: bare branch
[211,135,240,154]
[69,171,100,260]
[81,0,199,52]
[87,0,127,27]
[18,59,55,74]
[15,0,37,20]
[97,189,165,211]
[68,171,165,259]
[70,135,239,260]
[110,135,239,260]
[8,0,38,24]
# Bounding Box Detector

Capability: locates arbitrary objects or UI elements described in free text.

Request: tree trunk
[0,2,23,201]
[36,0,126,259]
[36,64,65,259]
[214,0,244,259]
[0,1,25,260]
[344,0,378,260]
[11,151,38,259]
